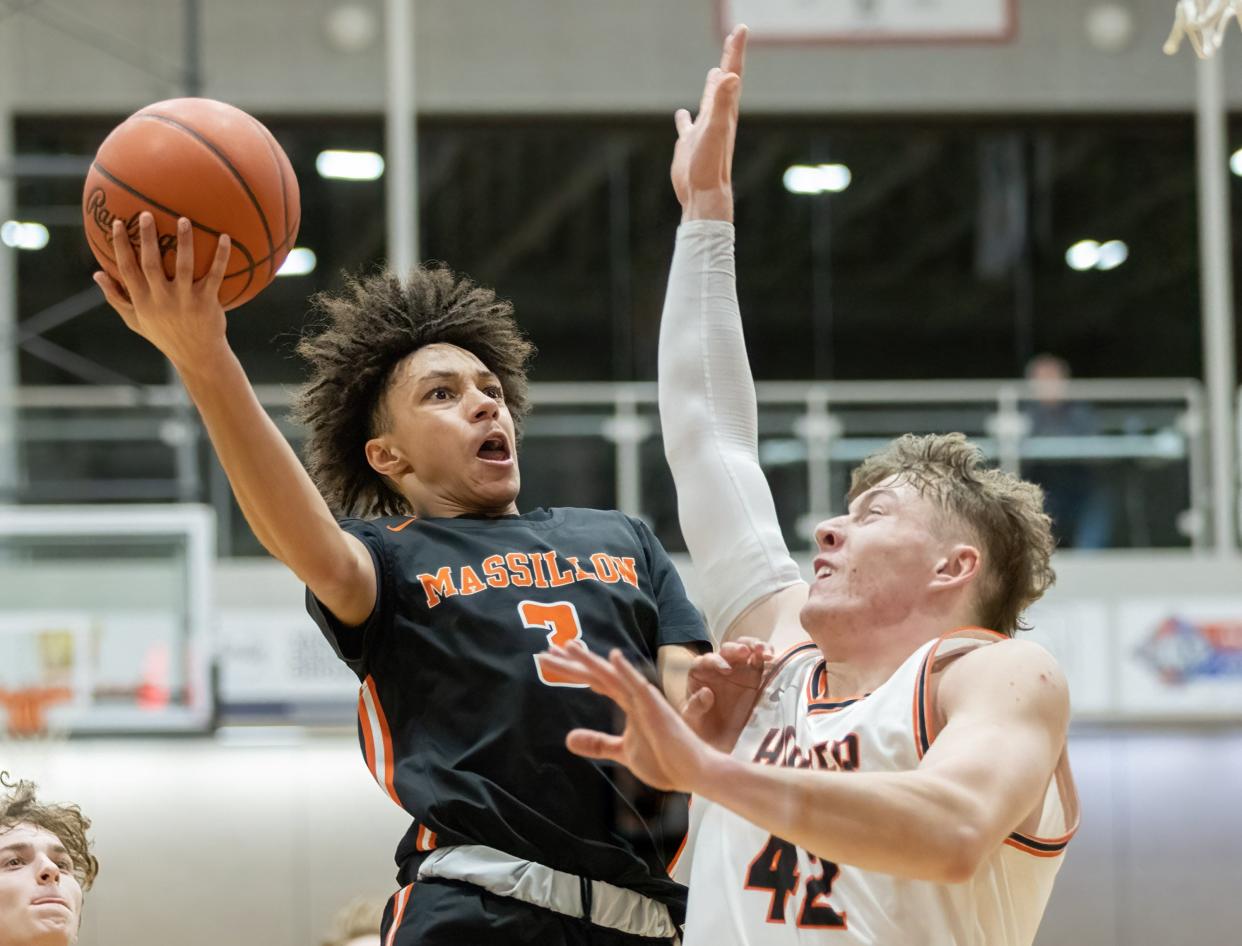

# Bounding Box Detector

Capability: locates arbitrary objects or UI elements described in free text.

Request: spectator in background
[320,895,384,946]
[1023,354,1113,549]
[0,773,98,946]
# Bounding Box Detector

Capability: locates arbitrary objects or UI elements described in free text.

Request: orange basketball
[82,97,300,311]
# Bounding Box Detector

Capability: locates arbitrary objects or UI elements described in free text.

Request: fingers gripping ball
[82,98,300,310]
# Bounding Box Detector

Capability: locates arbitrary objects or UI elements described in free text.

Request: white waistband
[416,844,676,940]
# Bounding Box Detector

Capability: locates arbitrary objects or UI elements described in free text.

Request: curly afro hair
[294,265,536,518]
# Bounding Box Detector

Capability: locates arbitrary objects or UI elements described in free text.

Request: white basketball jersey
[673,629,1079,946]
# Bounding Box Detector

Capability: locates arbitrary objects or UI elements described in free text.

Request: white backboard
[0,505,214,734]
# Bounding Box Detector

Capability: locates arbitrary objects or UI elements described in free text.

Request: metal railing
[4,377,1212,555]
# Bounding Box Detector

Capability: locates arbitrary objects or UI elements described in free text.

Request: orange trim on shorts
[384,884,413,946]
[414,823,438,852]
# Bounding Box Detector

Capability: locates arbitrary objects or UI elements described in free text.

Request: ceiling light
[1,220,49,250]
[783,164,852,195]
[277,247,317,276]
[1096,239,1129,270]
[1231,149,1242,176]
[1066,238,1129,272]
[1085,3,1136,54]
[323,4,379,53]
[1065,239,1100,271]
[315,149,385,181]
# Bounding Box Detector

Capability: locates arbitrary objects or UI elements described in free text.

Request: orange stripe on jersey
[807,663,828,702]
[766,641,818,682]
[358,688,377,775]
[949,625,1008,643]
[386,517,418,532]
[666,832,689,876]
[377,690,399,803]
[1004,834,1070,858]
[666,798,691,876]
[913,626,1008,758]
[384,884,413,946]
[808,697,868,716]
[360,676,402,807]
[1005,769,1079,859]
[913,646,934,760]
[804,660,869,714]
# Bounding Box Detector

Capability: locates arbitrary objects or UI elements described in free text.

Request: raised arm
[95,214,375,626]
[659,26,805,643]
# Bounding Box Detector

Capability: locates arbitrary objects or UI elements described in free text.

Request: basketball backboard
[718,0,1016,44]
[0,505,214,736]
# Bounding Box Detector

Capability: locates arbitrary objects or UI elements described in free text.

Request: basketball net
[0,687,74,789]
[1165,0,1242,57]
[0,687,73,740]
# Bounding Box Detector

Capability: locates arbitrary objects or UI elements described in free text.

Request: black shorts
[380,877,677,946]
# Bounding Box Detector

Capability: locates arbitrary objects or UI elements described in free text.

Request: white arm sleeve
[658,220,804,636]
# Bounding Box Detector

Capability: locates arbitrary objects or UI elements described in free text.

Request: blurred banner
[1027,596,1242,719]
[210,593,1242,727]
[216,609,360,725]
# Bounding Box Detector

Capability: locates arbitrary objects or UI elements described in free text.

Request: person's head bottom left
[0,775,97,946]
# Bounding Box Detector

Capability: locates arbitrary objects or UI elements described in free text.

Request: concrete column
[0,21,19,503]
[385,0,418,274]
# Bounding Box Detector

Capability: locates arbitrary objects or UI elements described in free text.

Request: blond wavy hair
[320,895,385,946]
[0,773,99,890]
[848,433,1056,635]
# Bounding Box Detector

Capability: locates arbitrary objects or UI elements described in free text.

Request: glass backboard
[0,505,213,736]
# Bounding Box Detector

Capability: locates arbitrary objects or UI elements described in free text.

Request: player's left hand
[94,213,233,373]
[541,643,720,794]
[670,23,747,221]
[681,637,771,753]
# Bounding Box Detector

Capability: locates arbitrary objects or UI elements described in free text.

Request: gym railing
[4,378,1211,555]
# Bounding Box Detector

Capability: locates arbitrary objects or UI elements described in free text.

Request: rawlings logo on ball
[84,189,177,257]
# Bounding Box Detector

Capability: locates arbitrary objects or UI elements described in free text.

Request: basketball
[82,97,300,311]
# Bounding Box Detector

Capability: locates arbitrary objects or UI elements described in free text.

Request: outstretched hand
[94,212,232,371]
[682,637,771,753]
[671,24,748,221]
[540,643,722,794]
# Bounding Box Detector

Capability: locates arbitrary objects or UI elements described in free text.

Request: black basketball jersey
[306,506,710,918]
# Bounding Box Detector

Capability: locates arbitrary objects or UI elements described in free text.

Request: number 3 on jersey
[518,600,588,687]
[746,835,847,929]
